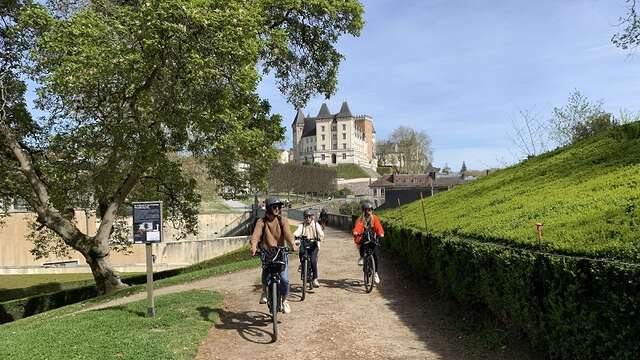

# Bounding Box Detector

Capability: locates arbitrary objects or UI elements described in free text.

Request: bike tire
[364,255,375,293]
[271,282,278,341]
[301,258,308,301]
[307,260,313,291]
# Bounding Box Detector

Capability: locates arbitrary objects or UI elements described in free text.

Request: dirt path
[193,228,540,360]
[83,226,539,359]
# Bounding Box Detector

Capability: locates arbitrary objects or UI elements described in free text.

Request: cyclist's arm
[315,222,325,241]
[293,223,304,237]
[282,217,299,251]
[373,215,385,238]
[250,219,264,255]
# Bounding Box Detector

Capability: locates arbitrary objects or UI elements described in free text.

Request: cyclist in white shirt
[293,209,324,288]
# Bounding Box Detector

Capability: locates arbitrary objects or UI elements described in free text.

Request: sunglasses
[270,204,283,209]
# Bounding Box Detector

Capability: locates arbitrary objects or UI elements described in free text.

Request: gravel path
[84,226,540,359]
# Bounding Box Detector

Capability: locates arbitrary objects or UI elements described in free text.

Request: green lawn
[0,290,221,360]
[336,164,370,179]
[381,122,640,262]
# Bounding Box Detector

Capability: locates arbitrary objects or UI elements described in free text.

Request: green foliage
[382,121,640,263]
[381,221,640,359]
[338,200,363,216]
[336,163,369,179]
[0,289,221,360]
[377,166,393,175]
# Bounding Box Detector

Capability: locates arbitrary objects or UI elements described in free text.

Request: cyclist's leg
[359,243,365,257]
[279,255,290,299]
[310,245,319,280]
[373,245,380,274]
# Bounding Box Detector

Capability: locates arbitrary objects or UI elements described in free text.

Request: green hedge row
[0,247,253,324]
[382,220,640,359]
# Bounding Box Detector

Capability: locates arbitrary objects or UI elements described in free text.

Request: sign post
[133,201,163,317]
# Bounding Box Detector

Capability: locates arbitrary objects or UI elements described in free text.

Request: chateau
[291,102,376,169]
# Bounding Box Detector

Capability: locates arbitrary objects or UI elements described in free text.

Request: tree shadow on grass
[197,307,274,344]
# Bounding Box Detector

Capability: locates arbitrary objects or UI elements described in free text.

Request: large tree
[377,126,432,174]
[0,0,363,294]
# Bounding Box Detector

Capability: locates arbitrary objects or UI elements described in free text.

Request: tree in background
[612,0,640,50]
[548,90,616,146]
[377,126,432,174]
[509,109,549,159]
[460,161,467,175]
[0,0,363,294]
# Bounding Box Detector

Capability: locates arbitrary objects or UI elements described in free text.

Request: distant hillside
[336,164,371,179]
[381,122,640,262]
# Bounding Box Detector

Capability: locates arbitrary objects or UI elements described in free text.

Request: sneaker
[282,300,291,314]
[357,257,364,266]
[312,279,320,288]
[259,291,268,304]
[297,264,301,272]
[374,273,380,284]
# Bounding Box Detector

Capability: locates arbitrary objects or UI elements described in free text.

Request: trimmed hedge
[382,220,640,359]
[0,247,253,324]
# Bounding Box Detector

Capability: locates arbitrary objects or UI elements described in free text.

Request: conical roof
[292,109,305,126]
[317,103,332,118]
[337,101,353,117]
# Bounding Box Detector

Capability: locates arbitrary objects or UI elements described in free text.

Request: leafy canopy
[4,0,363,247]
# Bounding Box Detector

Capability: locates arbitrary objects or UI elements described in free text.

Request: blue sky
[257,0,640,170]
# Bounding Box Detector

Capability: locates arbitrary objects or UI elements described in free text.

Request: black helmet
[303,209,315,217]
[361,201,373,210]
[265,197,284,209]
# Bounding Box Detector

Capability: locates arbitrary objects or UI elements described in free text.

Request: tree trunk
[85,252,126,295]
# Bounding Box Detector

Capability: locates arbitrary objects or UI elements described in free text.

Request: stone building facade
[291,102,376,169]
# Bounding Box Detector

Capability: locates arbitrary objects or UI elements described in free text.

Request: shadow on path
[198,307,275,344]
[318,278,366,294]
[374,249,544,359]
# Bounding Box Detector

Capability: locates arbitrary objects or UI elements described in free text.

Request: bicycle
[295,236,318,301]
[257,246,289,342]
[359,231,379,293]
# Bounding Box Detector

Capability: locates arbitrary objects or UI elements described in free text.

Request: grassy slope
[0,273,142,302]
[336,164,369,179]
[0,290,220,360]
[381,123,640,262]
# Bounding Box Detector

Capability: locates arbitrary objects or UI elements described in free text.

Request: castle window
[321,154,326,161]
[332,144,337,150]
[342,124,346,131]
[343,143,347,149]
[342,133,346,140]
[322,134,325,141]
[342,153,346,160]
[322,144,325,150]
[321,126,325,132]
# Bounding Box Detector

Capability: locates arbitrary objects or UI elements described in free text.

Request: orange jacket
[353,214,384,245]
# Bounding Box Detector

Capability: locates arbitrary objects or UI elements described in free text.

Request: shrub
[382,220,640,359]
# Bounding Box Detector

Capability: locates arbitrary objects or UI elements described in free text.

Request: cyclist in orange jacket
[352,202,384,284]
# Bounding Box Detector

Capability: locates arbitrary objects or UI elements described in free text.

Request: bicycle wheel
[271,282,278,341]
[364,255,375,293]
[306,259,313,291]
[301,258,308,301]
